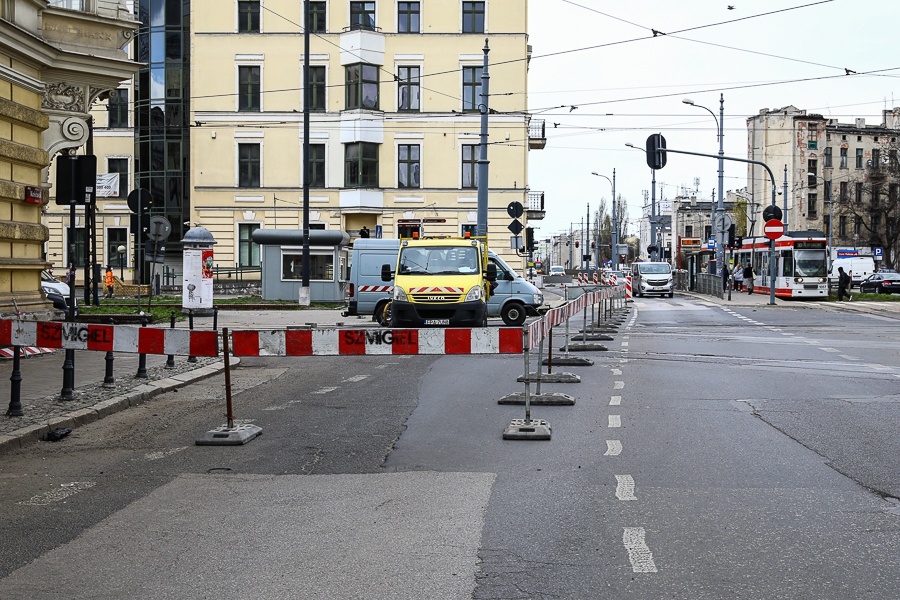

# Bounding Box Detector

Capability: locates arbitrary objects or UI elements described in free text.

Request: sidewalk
[0,307,352,455]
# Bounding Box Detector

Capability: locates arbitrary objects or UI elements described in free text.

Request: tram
[733,231,828,299]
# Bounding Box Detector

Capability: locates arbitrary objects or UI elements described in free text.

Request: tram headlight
[818,277,827,283]
[794,277,804,283]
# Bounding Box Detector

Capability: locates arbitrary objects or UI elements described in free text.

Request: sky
[525,0,900,241]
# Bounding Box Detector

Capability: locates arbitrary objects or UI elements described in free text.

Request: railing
[527,191,545,212]
[528,119,546,149]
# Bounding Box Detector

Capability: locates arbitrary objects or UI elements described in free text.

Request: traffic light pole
[657,146,778,305]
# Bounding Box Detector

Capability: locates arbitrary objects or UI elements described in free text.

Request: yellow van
[381,236,497,327]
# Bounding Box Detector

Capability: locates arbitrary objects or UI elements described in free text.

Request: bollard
[102,318,116,388]
[187,308,197,363]
[136,317,149,378]
[60,306,75,401]
[165,311,176,368]
[213,306,219,331]
[7,345,23,417]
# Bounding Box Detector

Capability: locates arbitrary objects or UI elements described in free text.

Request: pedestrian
[66,264,76,289]
[733,262,744,291]
[104,265,115,299]
[743,261,754,294]
[359,225,370,238]
[837,266,852,301]
[722,263,730,292]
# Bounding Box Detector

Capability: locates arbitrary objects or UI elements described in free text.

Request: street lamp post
[591,170,616,269]
[683,95,725,277]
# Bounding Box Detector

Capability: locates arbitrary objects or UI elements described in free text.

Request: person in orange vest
[104,265,115,299]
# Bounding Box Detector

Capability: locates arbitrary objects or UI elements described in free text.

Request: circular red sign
[763,219,784,240]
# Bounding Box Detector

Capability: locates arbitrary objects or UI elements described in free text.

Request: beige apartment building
[46,0,544,287]
[747,106,900,262]
[1,0,138,315]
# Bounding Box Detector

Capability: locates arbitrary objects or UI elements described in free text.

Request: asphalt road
[0,295,897,599]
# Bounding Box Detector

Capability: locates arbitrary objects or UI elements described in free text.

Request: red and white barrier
[593,272,599,284]
[0,320,219,357]
[625,275,633,299]
[0,346,55,359]
[357,285,392,293]
[231,327,523,356]
[526,284,625,349]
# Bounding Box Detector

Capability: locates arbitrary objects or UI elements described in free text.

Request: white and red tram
[733,232,828,298]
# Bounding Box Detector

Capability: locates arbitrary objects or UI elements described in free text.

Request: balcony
[528,119,546,150]
[527,191,545,221]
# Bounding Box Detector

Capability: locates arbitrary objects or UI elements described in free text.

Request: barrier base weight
[561,343,608,352]
[196,423,263,446]
[571,334,613,341]
[503,419,551,440]
[517,372,580,383]
[542,357,594,366]
[498,392,575,405]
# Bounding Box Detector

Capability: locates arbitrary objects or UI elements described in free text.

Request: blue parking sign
[874,247,883,258]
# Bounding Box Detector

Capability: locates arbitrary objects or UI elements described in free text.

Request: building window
[840,147,848,169]
[345,63,379,110]
[308,65,326,111]
[872,148,881,168]
[238,223,261,267]
[108,89,129,128]
[823,215,830,237]
[854,216,862,236]
[238,66,261,112]
[824,180,832,204]
[397,66,420,111]
[238,0,260,33]
[398,222,420,238]
[856,148,864,169]
[106,228,128,270]
[462,66,482,112]
[807,193,817,218]
[108,158,128,198]
[823,146,832,168]
[807,124,817,149]
[307,144,325,187]
[309,1,326,32]
[839,215,847,236]
[398,144,420,188]
[282,251,334,280]
[67,228,86,268]
[872,185,881,206]
[238,143,261,187]
[839,181,848,202]
[345,142,379,188]
[890,183,899,204]
[462,144,479,188]
[461,223,477,237]
[807,158,817,187]
[872,215,880,233]
[398,1,420,32]
[350,2,376,30]
[685,225,694,237]
[462,1,485,33]
[855,182,863,204]
[892,149,899,170]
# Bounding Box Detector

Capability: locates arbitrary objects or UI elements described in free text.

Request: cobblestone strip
[0,357,231,454]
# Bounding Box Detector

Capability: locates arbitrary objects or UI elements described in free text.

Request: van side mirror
[485,263,497,281]
[381,264,393,282]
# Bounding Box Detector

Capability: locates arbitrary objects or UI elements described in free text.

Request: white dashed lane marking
[611,368,622,375]
[623,527,658,573]
[144,447,188,461]
[313,387,338,394]
[342,375,369,383]
[615,475,637,501]
[608,415,621,428]
[19,482,96,506]
[609,395,622,406]
[604,440,623,456]
[614,381,625,390]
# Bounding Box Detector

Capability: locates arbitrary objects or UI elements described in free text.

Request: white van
[828,256,875,289]
[631,261,674,297]
[343,239,544,326]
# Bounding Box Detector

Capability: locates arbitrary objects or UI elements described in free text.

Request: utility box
[182,226,217,313]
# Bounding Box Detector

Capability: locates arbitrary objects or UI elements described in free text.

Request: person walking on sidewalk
[838,266,852,301]
[743,261,755,294]
[733,264,744,292]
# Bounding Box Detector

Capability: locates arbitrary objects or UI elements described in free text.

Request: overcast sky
[525,0,900,240]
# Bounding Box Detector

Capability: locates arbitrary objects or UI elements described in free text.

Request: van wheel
[376,301,392,326]
[501,302,526,326]
[668,292,674,298]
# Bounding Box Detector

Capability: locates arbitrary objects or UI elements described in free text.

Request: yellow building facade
[50,0,541,288]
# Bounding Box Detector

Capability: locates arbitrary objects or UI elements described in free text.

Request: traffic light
[645,133,667,170]
[727,224,736,248]
[591,241,596,249]
[735,235,743,249]
[525,227,535,252]
[575,241,580,248]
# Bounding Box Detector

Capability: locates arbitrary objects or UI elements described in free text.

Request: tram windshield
[794,250,827,277]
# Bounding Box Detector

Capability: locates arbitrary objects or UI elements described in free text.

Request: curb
[0,358,238,455]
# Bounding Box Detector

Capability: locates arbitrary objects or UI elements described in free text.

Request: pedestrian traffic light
[575,241,580,248]
[735,235,743,249]
[591,241,596,249]
[727,223,736,248]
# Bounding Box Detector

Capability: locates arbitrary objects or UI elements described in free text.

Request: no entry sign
[764,219,784,240]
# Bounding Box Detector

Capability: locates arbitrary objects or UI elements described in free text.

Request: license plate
[424,319,450,325]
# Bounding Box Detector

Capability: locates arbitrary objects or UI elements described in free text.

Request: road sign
[507,219,524,235]
[147,216,172,242]
[764,219,783,240]
[127,188,152,214]
[875,247,883,259]
[506,201,524,219]
[716,214,732,233]
[762,204,783,222]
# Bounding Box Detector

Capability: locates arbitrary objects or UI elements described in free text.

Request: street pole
[651,168,658,261]
[828,171,833,269]
[300,0,311,305]
[476,39,490,238]
[612,169,617,269]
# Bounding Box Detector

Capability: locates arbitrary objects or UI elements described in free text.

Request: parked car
[858,272,900,294]
[876,267,897,274]
[548,266,566,276]
[40,269,77,316]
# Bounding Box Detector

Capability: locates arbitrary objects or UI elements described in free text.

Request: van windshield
[399,245,480,275]
[638,263,671,275]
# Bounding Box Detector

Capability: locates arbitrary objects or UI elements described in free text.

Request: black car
[858,273,900,294]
